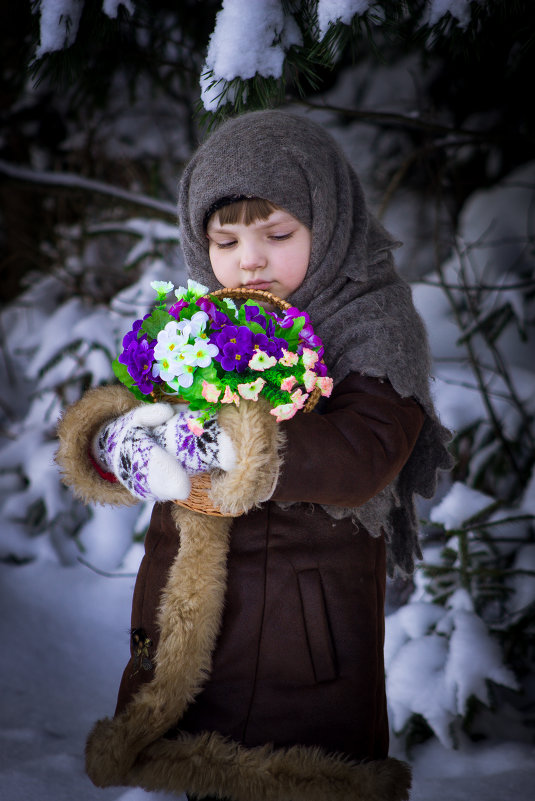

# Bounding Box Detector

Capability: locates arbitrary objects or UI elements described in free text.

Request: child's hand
[92,404,191,501]
[152,411,236,475]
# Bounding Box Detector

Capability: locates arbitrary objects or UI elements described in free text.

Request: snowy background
[1,1,535,799]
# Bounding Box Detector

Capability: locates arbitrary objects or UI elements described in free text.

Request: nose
[239,241,267,271]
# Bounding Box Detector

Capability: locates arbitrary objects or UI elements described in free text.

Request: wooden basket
[156,287,321,517]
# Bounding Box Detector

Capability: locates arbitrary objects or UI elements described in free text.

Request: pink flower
[280,375,297,392]
[270,402,298,422]
[317,376,333,397]
[237,377,266,400]
[279,349,299,367]
[221,385,240,406]
[201,380,221,403]
[290,389,308,410]
[187,417,205,436]
[303,369,317,392]
[302,347,319,369]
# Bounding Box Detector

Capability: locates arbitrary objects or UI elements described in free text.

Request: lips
[244,281,272,290]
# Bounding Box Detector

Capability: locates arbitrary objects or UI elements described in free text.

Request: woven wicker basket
[153,287,321,516]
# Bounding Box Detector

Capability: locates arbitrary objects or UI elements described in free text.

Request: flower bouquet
[112,279,332,516]
[113,279,332,429]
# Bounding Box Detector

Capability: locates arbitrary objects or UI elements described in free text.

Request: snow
[200,0,302,111]
[1,556,533,800]
[35,0,84,57]
[35,0,134,58]
[430,481,494,530]
[0,160,177,218]
[425,0,473,29]
[102,0,134,19]
[316,1,373,38]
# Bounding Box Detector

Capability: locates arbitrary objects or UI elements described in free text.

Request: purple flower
[299,323,324,358]
[196,297,229,329]
[264,317,277,338]
[279,307,311,329]
[244,304,267,329]
[253,331,287,359]
[215,325,254,373]
[168,299,188,319]
[118,331,157,394]
[314,360,328,376]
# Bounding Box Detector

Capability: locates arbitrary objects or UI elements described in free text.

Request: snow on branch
[0,160,177,219]
[200,0,302,111]
[34,0,134,58]
[317,1,373,39]
[34,0,84,57]
[199,0,487,113]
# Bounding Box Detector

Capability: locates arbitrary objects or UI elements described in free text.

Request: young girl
[56,110,451,801]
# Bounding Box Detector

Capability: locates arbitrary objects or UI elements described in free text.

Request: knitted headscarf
[178,110,453,576]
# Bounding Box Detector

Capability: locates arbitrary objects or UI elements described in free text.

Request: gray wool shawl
[177,110,453,576]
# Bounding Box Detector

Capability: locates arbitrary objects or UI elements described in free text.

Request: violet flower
[196,297,229,329]
[215,325,254,373]
[119,333,157,394]
[244,305,267,329]
[168,299,188,319]
[299,324,324,358]
[253,331,287,359]
[278,307,311,329]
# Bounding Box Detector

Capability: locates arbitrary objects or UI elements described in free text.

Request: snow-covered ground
[1,554,533,801]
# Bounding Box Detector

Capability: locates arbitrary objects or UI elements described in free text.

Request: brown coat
[56,373,424,801]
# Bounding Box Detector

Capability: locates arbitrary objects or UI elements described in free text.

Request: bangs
[215,197,280,226]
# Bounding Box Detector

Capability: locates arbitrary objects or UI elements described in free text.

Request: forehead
[206,209,301,232]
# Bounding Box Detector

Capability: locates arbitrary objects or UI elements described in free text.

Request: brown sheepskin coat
[56,372,424,801]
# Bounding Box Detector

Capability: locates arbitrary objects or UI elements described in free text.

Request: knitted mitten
[152,411,236,475]
[91,404,191,501]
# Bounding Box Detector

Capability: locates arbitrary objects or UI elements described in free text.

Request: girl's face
[206,209,311,299]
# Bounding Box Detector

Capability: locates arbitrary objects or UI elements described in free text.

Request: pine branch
[294,98,509,140]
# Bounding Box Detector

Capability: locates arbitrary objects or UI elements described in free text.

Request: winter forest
[0,1,534,799]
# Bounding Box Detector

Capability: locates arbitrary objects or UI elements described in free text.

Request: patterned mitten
[91,403,191,501]
[152,410,236,475]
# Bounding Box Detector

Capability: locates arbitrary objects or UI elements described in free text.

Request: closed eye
[269,232,293,241]
[213,240,237,249]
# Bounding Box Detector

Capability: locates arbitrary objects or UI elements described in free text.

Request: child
[56,110,452,801]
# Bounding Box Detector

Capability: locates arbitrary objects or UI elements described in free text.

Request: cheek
[209,249,237,287]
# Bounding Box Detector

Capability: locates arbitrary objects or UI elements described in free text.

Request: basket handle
[209,287,292,313]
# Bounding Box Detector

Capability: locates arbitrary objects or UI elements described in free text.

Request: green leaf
[112,359,152,402]
[112,358,134,387]
[141,309,174,340]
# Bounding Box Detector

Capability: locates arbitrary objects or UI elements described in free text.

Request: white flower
[152,355,186,383]
[154,322,188,361]
[177,310,210,339]
[151,280,174,296]
[174,279,209,300]
[166,363,196,389]
[189,338,219,368]
[248,349,277,371]
[222,296,238,313]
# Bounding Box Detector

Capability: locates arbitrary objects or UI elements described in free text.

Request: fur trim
[133,731,412,801]
[91,728,411,801]
[210,398,285,516]
[56,385,141,506]
[86,507,232,785]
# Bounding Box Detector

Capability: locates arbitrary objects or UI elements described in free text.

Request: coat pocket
[297,568,337,683]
